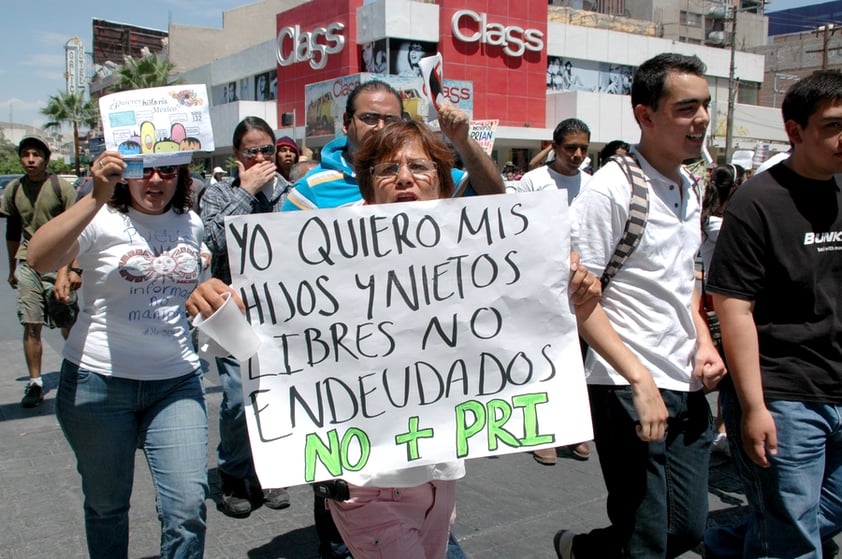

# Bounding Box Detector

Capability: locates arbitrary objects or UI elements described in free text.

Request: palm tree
[115,54,183,91]
[41,91,99,176]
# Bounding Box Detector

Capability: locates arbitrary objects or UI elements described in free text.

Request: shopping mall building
[169,0,787,172]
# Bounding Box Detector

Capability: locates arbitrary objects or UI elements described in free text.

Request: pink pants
[327,480,456,559]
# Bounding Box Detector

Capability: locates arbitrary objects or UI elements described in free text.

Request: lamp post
[724,2,738,165]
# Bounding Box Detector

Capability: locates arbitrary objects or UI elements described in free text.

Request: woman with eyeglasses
[198,116,293,517]
[26,151,208,559]
[313,119,599,559]
[293,119,460,559]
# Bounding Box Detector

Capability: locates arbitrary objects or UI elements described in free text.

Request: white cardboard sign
[226,190,592,488]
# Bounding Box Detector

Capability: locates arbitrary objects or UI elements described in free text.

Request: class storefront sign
[276,22,346,70]
[451,9,544,58]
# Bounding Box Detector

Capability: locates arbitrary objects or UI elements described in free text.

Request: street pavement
[0,256,836,558]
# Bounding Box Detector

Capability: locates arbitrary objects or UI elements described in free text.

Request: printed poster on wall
[225,190,593,488]
[546,57,600,92]
[360,39,388,74]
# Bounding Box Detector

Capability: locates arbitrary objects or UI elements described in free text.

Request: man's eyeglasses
[353,112,402,127]
[142,166,179,180]
[241,144,276,160]
[371,159,437,180]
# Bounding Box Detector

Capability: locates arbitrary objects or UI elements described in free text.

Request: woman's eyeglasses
[371,159,437,179]
[142,166,179,180]
[241,144,276,160]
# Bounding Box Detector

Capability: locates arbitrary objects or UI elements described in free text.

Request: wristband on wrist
[69,267,83,276]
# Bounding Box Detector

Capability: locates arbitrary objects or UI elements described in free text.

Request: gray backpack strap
[10,177,21,202]
[49,174,62,202]
[600,153,649,291]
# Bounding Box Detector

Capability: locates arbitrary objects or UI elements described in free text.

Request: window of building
[738,81,760,105]
[680,10,703,27]
[679,36,702,44]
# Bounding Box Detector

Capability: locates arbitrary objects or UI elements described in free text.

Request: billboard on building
[255,71,277,101]
[211,70,278,105]
[360,39,388,74]
[547,57,601,92]
[238,77,252,103]
[389,39,438,78]
[92,19,167,67]
[546,57,634,95]
[303,73,474,139]
[304,75,358,137]
[598,63,633,95]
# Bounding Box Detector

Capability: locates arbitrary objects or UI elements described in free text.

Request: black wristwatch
[69,267,83,276]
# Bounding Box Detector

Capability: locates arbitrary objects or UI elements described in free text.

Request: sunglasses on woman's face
[241,144,276,160]
[142,166,179,180]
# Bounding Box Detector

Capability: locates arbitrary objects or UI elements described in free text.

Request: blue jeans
[447,532,468,559]
[56,361,208,559]
[572,386,713,559]
[718,386,842,559]
[215,355,257,481]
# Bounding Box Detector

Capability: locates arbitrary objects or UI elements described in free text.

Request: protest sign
[468,119,499,157]
[98,84,214,175]
[226,190,591,488]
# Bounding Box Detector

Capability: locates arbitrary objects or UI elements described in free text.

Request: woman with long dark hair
[701,163,743,456]
[701,164,743,274]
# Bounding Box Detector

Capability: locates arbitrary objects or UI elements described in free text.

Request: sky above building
[0,0,830,135]
[0,0,246,134]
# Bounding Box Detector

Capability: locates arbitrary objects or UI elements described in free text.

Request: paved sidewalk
[0,282,836,558]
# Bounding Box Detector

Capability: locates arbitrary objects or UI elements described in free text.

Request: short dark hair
[552,118,591,145]
[232,116,275,150]
[109,166,193,214]
[353,120,455,204]
[345,80,403,119]
[781,70,842,128]
[631,53,707,113]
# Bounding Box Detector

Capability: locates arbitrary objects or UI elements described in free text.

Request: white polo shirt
[570,147,702,392]
[508,164,591,207]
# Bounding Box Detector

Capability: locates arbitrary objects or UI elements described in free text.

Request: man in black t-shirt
[707,70,842,559]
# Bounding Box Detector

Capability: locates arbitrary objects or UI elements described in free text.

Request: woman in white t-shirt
[27,151,208,559]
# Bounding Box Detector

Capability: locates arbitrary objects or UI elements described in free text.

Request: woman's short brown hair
[354,120,455,204]
[108,166,193,214]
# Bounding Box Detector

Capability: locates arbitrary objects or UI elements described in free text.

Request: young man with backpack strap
[554,53,725,559]
[1,135,79,407]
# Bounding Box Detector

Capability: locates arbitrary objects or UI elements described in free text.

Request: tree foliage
[0,135,22,174]
[41,91,99,176]
[115,54,184,91]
